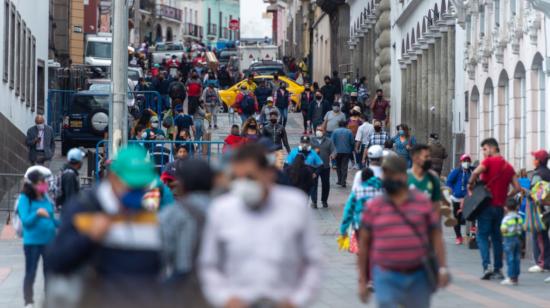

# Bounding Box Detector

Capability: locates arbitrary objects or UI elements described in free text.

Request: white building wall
[0,0,49,132]
[312,11,331,84]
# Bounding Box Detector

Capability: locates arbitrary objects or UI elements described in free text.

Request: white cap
[367,145,384,159]
[67,148,85,163]
[267,96,273,102]
[24,165,52,180]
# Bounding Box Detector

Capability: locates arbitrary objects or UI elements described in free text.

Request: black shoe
[481,269,493,280]
[322,202,329,208]
[311,202,318,209]
[492,270,505,280]
[342,183,347,188]
[214,125,218,129]
[208,125,212,129]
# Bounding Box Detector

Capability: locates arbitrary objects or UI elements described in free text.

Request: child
[222,124,244,153]
[500,198,524,286]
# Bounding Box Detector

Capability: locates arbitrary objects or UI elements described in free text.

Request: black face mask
[270,118,277,124]
[315,96,322,100]
[377,95,383,99]
[422,160,433,171]
[383,179,408,195]
[249,125,257,129]
[374,126,382,132]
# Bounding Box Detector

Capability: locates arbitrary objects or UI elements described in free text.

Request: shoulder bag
[463,164,506,221]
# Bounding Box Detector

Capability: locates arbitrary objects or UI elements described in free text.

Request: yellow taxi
[219,75,305,109]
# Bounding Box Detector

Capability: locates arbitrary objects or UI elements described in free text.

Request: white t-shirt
[355,122,374,145]
[352,166,383,191]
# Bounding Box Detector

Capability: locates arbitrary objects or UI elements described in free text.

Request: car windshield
[156,44,183,51]
[70,95,110,114]
[89,83,134,99]
[86,41,112,59]
[128,70,140,81]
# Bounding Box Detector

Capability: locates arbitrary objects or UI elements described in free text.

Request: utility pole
[109,0,129,156]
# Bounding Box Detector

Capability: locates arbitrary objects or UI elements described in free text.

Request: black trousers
[335,153,351,185]
[301,111,309,132]
[452,201,464,238]
[310,167,330,203]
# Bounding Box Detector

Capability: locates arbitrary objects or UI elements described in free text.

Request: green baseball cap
[110,146,157,189]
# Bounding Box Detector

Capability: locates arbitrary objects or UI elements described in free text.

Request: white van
[85,33,112,68]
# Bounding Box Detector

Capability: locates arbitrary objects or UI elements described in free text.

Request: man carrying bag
[466,138,520,280]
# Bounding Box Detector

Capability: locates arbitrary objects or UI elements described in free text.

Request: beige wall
[69,0,84,64]
[312,9,330,84]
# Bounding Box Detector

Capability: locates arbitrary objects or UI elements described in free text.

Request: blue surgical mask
[398,130,405,136]
[120,189,147,210]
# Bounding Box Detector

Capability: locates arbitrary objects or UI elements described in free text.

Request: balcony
[183,23,203,40]
[157,4,182,22]
[207,23,218,38]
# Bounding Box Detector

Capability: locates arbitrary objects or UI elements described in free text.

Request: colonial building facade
[391,0,465,171]
[463,0,546,169]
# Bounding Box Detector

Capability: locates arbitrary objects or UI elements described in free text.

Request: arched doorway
[166,27,173,42]
[482,78,494,140]
[469,86,480,161]
[155,24,163,42]
[531,53,545,151]
[497,70,510,159]
[513,62,527,168]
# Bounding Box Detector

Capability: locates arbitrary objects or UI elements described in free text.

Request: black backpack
[241,94,255,115]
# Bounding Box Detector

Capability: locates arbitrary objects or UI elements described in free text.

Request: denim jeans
[278,107,288,127]
[23,245,47,305]
[476,206,504,271]
[205,104,218,127]
[357,144,366,169]
[373,265,432,308]
[532,229,550,269]
[240,113,252,124]
[310,168,330,203]
[504,236,521,279]
[194,119,204,141]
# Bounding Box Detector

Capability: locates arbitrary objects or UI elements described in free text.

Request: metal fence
[0,173,24,224]
[94,140,225,181]
[47,90,164,138]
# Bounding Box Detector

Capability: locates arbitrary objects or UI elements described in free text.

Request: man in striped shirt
[357,155,449,307]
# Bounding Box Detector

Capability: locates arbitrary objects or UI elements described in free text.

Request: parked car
[128,67,144,88]
[151,42,185,64]
[219,75,305,109]
[86,78,136,107]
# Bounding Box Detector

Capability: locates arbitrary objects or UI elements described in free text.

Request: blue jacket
[18,194,58,245]
[339,177,382,235]
[446,168,471,199]
[286,148,323,168]
[331,128,355,154]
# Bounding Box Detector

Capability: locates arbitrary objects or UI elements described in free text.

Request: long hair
[21,170,44,201]
[288,154,307,185]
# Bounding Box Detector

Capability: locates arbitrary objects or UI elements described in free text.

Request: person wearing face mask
[408,144,455,227]
[428,133,448,176]
[234,84,259,124]
[321,75,336,103]
[308,91,331,132]
[145,115,166,138]
[241,118,261,143]
[310,130,335,208]
[369,89,390,127]
[301,83,314,134]
[222,124,245,153]
[347,106,364,169]
[392,124,416,168]
[322,103,346,138]
[286,136,323,171]
[259,96,280,126]
[274,82,292,127]
[46,146,165,308]
[18,169,59,308]
[362,120,389,166]
[357,155,450,307]
[199,144,321,308]
[26,115,55,166]
[186,71,203,115]
[446,154,473,245]
[262,110,291,154]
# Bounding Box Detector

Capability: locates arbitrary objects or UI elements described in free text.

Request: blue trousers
[504,236,521,279]
[476,206,504,271]
[278,107,288,127]
[23,244,47,305]
[373,265,432,308]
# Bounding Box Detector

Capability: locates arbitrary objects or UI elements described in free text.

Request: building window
[15,12,20,96]
[31,36,35,112]
[3,0,8,82]
[26,28,31,106]
[494,0,500,27]
[479,5,485,36]
[511,0,516,15]
[208,8,211,33]
[466,15,471,44]
[219,12,222,39]
[37,58,44,114]
[465,91,469,122]
[20,22,26,103]
[9,4,14,89]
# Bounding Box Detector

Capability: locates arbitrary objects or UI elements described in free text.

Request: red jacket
[223,134,244,153]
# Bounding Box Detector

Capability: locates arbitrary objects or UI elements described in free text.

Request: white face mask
[461,162,470,169]
[230,178,265,210]
[151,122,159,128]
[298,144,312,152]
[315,131,324,138]
[36,124,45,130]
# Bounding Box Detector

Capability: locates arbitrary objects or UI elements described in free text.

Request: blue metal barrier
[94,139,225,181]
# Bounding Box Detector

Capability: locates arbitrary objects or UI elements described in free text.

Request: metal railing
[94,140,225,181]
[0,173,24,225]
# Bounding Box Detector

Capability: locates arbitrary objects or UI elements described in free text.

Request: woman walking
[391,124,417,168]
[18,169,58,307]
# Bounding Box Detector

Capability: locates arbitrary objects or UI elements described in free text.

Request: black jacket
[262,123,291,152]
[321,84,336,103]
[308,99,331,127]
[301,91,314,113]
[58,164,80,206]
[254,86,272,108]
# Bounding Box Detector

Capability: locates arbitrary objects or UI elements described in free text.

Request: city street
[1,113,550,307]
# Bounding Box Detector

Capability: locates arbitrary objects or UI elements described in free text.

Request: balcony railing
[158,4,182,21]
[208,23,218,36]
[183,23,203,39]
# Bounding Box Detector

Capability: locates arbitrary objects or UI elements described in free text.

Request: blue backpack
[241,94,255,115]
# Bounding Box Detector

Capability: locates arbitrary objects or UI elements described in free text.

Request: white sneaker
[500,278,518,286]
[528,265,545,273]
[24,304,34,308]
[544,276,550,283]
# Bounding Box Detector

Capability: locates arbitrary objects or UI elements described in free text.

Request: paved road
[1,112,550,307]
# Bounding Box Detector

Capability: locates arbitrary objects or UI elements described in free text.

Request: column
[411,59,418,132]
[421,49,429,140]
[440,30,449,169]
[447,27,456,159]
[416,54,423,127]
[433,38,441,139]
[427,45,435,136]
[401,66,408,123]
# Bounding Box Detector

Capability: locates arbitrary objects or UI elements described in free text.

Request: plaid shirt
[366,131,389,148]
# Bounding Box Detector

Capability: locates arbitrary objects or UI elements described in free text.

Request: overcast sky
[240,0,271,38]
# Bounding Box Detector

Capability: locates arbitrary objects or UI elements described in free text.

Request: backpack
[12,196,24,238]
[187,81,201,97]
[531,181,550,205]
[240,94,255,115]
[54,168,74,206]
